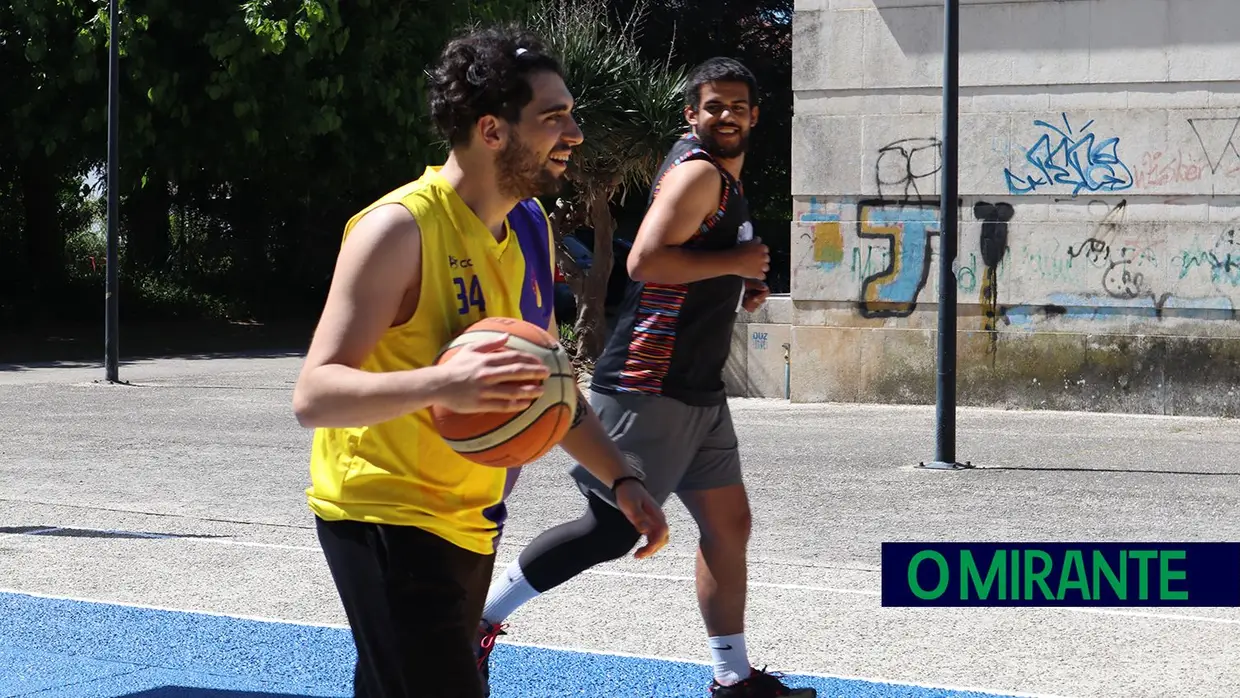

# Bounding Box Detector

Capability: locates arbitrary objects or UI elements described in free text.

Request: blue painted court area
[1,592,1024,698]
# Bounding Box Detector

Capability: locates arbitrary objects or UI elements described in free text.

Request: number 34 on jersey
[453,274,487,315]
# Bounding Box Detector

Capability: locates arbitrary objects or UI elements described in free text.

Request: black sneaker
[475,620,507,697]
[709,666,818,697]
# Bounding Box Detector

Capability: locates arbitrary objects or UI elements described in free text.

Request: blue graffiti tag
[801,196,840,222]
[1004,113,1134,196]
[856,201,940,318]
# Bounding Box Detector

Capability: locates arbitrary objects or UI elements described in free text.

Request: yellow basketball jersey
[305,166,556,555]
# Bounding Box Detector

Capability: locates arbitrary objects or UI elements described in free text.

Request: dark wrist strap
[611,475,644,492]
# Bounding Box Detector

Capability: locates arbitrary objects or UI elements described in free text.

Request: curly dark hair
[427,25,564,147]
[684,57,759,110]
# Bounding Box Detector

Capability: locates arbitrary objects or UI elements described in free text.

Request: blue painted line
[1,592,1027,698]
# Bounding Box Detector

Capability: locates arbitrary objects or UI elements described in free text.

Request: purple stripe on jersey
[480,200,551,542]
[481,466,523,537]
[507,199,554,329]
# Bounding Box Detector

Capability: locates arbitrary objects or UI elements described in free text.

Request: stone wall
[745,0,1240,416]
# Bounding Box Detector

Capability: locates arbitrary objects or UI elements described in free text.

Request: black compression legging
[517,491,642,593]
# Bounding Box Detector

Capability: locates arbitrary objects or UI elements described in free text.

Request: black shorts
[315,516,496,698]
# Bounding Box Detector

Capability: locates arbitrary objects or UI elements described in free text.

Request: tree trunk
[550,197,586,300]
[574,188,615,360]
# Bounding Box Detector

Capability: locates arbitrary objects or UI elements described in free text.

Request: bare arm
[547,311,669,558]
[558,389,635,488]
[293,205,446,427]
[626,160,768,284]
[292,204,548,428]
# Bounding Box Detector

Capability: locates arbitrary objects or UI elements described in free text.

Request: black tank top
[591,134,751,407]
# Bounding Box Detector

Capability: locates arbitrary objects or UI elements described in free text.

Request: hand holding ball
[431,317,578,469]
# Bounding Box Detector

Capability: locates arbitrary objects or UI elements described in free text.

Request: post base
[917,460,974,470]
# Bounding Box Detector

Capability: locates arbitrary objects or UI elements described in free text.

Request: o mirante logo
[881,542,1240,607]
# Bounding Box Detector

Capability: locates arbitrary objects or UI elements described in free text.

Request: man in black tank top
[478,58,816,698]
[589,129,761,404]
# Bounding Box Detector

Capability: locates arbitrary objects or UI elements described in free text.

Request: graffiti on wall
[855,200,940,318]
[1174,228,1239,287]
[801,197,844,272]
[1001,197,1238,325]
[1188,117,1240,176]
[857,137,945,317]
[1132,151,1210,189]
[797,197,1238,324]
[1004,113,1134,196]
[876,138,941,201]
[974,202,1015,357]
[795,196,1016,322]
[795,112,1240,334]
[1131,118,1240,189]
[1002,114,1240,194]
[1066,240,1161,303]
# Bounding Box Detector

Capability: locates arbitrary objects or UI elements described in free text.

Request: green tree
[1,0,108,311]
[528,0,686,361]
[1,0,536,324]
[112,0,535,314]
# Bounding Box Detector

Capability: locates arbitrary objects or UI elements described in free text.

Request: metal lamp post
[105,0,120,382]
[920,0,971,470]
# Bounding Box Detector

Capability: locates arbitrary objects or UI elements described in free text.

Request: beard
[495,131,564,200]
[697,124,750,159]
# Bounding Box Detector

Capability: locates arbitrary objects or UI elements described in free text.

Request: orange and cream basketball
[431,316,578,468]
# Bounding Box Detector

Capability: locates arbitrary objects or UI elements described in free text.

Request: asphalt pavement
[1,354,1238,697]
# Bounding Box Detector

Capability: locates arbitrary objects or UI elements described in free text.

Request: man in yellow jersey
[291,25,670,698]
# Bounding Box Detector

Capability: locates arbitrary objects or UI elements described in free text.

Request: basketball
[430,316,578,468]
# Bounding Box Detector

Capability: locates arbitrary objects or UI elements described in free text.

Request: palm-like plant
[527,0,687,362]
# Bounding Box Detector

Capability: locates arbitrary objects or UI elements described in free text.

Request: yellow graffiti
[812,221,843,266]
[860,218,901,306]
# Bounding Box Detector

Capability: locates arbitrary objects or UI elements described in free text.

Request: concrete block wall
[746,0,1240,415]
[726,296,795,399]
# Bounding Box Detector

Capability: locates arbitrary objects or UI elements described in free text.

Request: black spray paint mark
[1187,117,1240,175]
[973,201,1015,359]
[875,138,942,201]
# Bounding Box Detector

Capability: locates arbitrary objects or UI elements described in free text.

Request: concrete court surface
[1,354,1238,697]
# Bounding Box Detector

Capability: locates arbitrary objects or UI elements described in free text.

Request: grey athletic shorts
[569,389,743,506]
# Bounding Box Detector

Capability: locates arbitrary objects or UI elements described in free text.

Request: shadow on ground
[0,526,229,540]
[0,320,315,370]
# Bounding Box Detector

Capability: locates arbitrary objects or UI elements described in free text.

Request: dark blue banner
[881,542,1240,607]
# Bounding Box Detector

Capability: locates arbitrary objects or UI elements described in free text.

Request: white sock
[708,633,752,685]
[481,560,540,625]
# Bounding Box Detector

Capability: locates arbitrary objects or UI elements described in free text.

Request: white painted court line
[575,569,1240,626]
[0,588,1071,698]
[154,537,320,552]
[582,568,881,596]
[9,526,1240,627]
